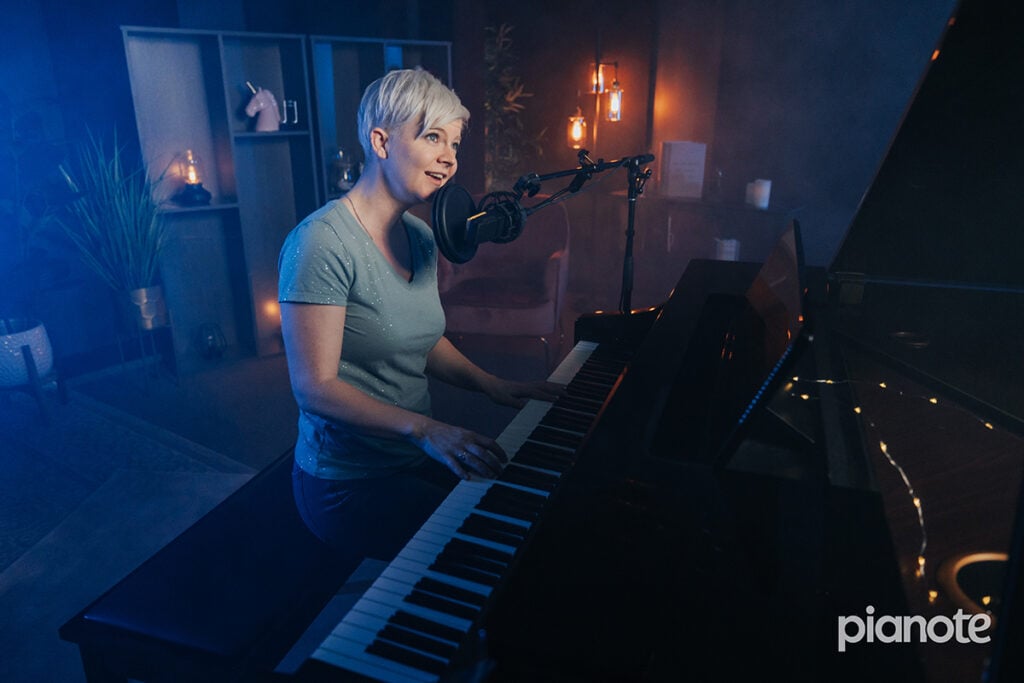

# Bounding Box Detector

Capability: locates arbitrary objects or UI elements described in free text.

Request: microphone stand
[619,157,653,314]
[512,149,653,314]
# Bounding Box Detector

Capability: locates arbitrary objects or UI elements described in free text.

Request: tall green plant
[483,24,546,193]
[59,132,166,292]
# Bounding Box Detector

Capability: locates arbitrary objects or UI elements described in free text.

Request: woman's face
[375,118,462,205]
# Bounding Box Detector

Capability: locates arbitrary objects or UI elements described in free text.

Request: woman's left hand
[481,376,564,409]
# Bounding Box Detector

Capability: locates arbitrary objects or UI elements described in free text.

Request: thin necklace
[344,195,372,238]
[345,195,412,280]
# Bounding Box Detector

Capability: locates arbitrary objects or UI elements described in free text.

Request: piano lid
[830,0,1024,290]
[826,0,1024,430]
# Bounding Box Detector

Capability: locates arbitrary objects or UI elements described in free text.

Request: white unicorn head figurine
[244,81,281,132]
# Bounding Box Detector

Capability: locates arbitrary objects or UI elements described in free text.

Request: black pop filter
[432,183,478,263]
[431,184,527,263]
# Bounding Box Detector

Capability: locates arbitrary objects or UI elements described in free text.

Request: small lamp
[172,149,211,206]
[567,107,588,150]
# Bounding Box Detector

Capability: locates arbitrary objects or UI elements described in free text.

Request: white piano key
[386,557,491,596]
[359,586,473,631]
[313,341,610,681]
[380,565,493,598]
[547,341,597,385]
[398,545,443,567]
[316,633,440,683]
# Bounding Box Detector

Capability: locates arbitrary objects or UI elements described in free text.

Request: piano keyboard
[310,340,627,682]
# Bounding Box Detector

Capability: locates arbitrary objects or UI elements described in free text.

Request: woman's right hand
[411,418,508,481]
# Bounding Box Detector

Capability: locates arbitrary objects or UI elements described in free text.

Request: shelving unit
[310,36,452,202]
[122,26,318,362]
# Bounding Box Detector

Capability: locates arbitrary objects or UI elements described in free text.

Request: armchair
[438,197,570,369]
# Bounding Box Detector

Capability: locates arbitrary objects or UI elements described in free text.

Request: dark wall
[3,0,969,369]
[710,0,957,265]
[242,0,454,41]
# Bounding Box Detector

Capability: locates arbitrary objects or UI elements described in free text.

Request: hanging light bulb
[607,79,623,122]
[567,107,587,149]
[591,63,605,94]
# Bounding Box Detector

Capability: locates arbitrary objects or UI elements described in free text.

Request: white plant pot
[0,318,54,387]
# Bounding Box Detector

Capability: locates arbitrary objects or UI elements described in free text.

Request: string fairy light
[786,374,1003,581]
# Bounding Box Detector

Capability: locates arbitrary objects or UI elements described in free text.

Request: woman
[278,68,558,559]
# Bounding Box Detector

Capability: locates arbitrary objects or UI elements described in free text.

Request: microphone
[432,184,526,263]
[467,194,526,245]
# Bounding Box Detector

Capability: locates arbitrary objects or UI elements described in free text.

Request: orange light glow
[567,107,587,149]
[183,149,201,185]
[592,63,605,94]
[606,81,623,121]
[263,300,281,319]
[931,49,940,61]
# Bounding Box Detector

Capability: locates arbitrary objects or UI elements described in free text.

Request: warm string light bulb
[790,372,1008,586]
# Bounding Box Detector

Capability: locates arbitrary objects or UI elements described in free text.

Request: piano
[60,0,1024,681]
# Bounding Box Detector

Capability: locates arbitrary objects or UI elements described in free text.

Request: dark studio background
[7,3,1024,682]
[2,0,958,375]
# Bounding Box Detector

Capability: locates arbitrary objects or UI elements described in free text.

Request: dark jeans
[291,458,457,561]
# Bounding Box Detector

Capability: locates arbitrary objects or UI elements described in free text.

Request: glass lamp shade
[172,148,211,205]
[567,109,588,149]
[607,81,623,122]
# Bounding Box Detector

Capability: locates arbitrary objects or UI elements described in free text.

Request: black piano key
[390,610,465,645]
[437,546,508,577]
[406,589,480,621]
[571,365,617,382]
[513,449,572,472]
[565,382,610,401]
[416,577,488,608]
[428,559,501,587]
[575,367,619,384]
[445,537,514,564]
[517,441,576,463]
[527,425,583,449]
[473,495,539,523]
[498,463,560,492]
[476,486,546,521]
[546,403,597,422]
[378,624,459,659]
[536,413,593,436]
[458,513,529,546]
[553,395,602,415]
[366,639,448,675]
[484,483,548,508]
[446,536,516,565]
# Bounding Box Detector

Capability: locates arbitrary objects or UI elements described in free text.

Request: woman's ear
[370,127,389,160]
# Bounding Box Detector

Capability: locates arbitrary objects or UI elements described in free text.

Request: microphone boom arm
[513,149,655,217]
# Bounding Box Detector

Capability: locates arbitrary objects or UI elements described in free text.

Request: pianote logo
[837,606,992,652]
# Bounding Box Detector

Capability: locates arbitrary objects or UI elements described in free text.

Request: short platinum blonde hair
[357,68,470,159]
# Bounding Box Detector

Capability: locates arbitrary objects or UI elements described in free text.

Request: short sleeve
[278,218,354,306]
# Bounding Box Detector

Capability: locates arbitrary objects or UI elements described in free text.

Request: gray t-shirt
[278,200,445,479]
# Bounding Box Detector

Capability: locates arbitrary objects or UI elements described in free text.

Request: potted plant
[59,131,169,331]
